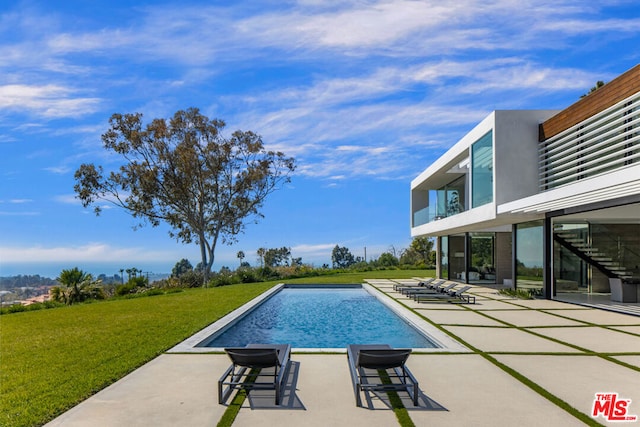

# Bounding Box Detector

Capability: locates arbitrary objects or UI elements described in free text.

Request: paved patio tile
[466,299,529,310]
[45,354,229,427]
[551,309,640,325]
[494,355,640,427]
[411,303,467,311]
[478,293,516,300]
[408,354,585,427]
[418,309,506,326]
[484,309,586,327]
[442,326,578,353]
[233,355,398,427]
[531,326,640,353]
[507,299,589,310]
[612,355,640,368]
[609,325,640,335]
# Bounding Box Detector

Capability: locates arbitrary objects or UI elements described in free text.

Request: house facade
[410,64,640,303]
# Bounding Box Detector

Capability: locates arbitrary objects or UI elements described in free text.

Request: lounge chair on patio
[403,282,455,296]
[397,279,444,295]
[393,278,435,292]
[347,344,419,407]
[426,279,449,290]
[414,285,475,304]
[218,344,291,405]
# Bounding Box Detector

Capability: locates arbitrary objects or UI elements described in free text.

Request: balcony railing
[412,202,465,227]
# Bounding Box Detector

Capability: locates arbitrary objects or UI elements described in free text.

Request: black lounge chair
[414,285,475,304]
[403,282,456,296]
[347,344,419,407]
[425,279,448,290]
[393,278,434,291]
[218,344,291,405]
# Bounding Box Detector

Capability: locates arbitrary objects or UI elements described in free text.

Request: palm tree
[51,267,104,305]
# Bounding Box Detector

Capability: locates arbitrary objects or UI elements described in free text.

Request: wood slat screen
[539,64,640,141]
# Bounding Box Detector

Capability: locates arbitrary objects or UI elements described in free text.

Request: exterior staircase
[553,228,634,280]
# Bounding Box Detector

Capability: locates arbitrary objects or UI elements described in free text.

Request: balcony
[412,197,465,227]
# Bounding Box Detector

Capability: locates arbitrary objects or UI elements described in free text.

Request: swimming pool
[169,284,467,352]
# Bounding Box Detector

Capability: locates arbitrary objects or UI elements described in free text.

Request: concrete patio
[46,280,640,426]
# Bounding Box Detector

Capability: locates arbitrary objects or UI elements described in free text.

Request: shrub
[115,283,137,296]
[234,268,260,284]
[498,288,535,299]
[177,270,205,288]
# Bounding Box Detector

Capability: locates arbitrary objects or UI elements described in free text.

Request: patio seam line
[605,327,640,338]
[455,301,640,373]
[377,283,604,426]
[536,307,640,327]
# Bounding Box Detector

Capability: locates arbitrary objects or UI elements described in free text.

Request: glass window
[440,236,449,280]
[516,221,544,295]
[469,233,494,283]
[449,235,466,281]
[436,174,466,218]
[471,131,493,208]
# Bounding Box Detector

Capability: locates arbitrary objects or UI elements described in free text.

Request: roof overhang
[498,164,640,215]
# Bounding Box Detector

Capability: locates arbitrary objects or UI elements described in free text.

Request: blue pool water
[199,286,437,348]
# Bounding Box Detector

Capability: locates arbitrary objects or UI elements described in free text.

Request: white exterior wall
[493,110,560,205]
[411,110,559,238]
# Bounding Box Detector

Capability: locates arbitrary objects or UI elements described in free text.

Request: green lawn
[0,270,433,427]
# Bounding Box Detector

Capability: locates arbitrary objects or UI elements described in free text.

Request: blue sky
[1,0,639,278]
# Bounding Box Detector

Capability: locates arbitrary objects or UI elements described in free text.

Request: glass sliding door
[515,221,544,296]
[469,233,495,283]
[449,235,466,282]
[440,236,449,280]
[553,222,590,294]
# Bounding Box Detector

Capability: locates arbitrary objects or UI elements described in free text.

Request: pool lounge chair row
[218,344,420,407]
[392,277,435,291]
[394,279,476,304]
[401,281,453,296]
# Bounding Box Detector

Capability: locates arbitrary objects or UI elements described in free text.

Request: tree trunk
[199,237,209,286]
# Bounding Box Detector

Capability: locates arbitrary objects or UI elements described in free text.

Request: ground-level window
[448,235,466,281]
[515,221,544,295]
[469,232,494,283]
[440,236,449,280]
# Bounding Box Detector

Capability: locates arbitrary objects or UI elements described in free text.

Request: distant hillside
[0,275,58,290]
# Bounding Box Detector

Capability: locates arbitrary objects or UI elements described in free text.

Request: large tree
[263,247,291,267]
[331,245,355,269]
[409,236,434,264]
[74,108,296,283]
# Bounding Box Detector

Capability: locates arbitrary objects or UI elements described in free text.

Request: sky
[1,0,639,278]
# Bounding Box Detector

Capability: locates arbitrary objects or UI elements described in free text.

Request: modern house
[410,64,640,305]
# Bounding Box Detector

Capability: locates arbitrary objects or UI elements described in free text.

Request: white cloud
[0,84,100,118]
[291,243,337,256]
[0,243,178,263]
[44,166,71,174]
[0,211,40,216]
[53,194,80,205]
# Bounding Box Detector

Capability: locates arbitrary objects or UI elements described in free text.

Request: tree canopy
[74,108,296,283]
[263,247,292,267]
[331,245,355,269]
[171,258,193,278]
[50,267,104,305]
